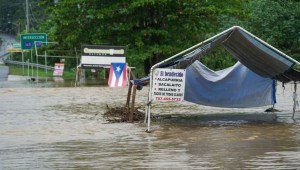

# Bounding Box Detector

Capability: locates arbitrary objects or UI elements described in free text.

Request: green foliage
[38,0,246,75]
[5,0,299,77]
[245,0,300,60]
[0,0,48,34]
[200,47,237,71]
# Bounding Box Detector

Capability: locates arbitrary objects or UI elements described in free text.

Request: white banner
[81,45,126,69]
[152,68,186,102]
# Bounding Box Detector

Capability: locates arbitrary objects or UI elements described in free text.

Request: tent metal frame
[145,26,300,132]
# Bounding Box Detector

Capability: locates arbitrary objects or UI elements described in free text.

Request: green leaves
[35,0,247,74]
[245,0,300,59]
[34,0,300,75]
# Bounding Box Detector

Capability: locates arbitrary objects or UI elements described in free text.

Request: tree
[39,0,246,75]
[0,0,23,34]
[245,0,300,61]
[0,0,48,34]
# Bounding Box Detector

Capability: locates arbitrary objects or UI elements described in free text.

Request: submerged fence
[3,59,54,70]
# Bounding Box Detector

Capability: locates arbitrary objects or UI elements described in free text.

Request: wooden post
[129,85,137,122]
[126,82,133,108]
[126,68,133,108]
[125,66,138,122]
[75,67,79,87]
[103,68,106,80]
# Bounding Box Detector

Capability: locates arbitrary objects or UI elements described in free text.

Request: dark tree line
[1,0,300,76]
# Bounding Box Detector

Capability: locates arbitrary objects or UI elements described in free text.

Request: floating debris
[265,107,280,112]
[104,104,144,123]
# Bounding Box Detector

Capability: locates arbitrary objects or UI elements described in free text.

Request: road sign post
[21,33,47,50]
[21,33,47,81]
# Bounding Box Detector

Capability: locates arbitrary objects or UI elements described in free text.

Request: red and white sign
[53,63,64,76]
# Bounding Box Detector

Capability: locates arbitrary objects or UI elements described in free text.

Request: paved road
[1,34,17,81]
[0,66,9,81]
[1,33,17,60]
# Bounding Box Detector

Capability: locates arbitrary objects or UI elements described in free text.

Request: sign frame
[152,68,186,102]
[81,45,126,69]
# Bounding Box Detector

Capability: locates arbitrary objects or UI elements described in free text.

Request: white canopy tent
[137,26,300,132]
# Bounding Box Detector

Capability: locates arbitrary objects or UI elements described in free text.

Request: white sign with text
[152,68,186,102]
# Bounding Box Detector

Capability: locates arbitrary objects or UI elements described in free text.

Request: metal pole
[27,59,29,79]
[147,104,151,132]
[146,69,153,133]
[292,82,297,118]
[45,51,47,81]
[35,42,38,82]
[75,47,78,86]
[144,26,237,132]
[75,67,78,87]
[22,51,24,75]
[26,0,29,33]
[31,49,33,77]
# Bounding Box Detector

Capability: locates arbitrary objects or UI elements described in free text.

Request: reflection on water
[0,80,300,169]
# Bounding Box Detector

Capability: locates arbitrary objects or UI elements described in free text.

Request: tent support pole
[145,66,154,133]
[146,104,151,133]
[292,82,297,119]
[145,27,242,132]
[150,27,236,70]
[144,26,230,132]
[144,104,148,123]
[146,26,236,132]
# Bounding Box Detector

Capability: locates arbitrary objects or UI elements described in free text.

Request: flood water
[1,77,300,169]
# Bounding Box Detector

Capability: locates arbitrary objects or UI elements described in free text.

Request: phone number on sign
[155,97,182,101]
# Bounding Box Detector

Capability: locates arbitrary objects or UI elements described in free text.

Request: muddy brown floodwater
[0,79,300,169]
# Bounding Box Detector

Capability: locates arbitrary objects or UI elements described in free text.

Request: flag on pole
[108,63,127,87]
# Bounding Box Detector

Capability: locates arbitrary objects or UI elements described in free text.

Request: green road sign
[21,33,47,50]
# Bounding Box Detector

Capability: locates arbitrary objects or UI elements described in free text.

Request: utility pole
[26,0,29,33]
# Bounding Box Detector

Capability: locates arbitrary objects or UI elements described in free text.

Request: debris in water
[265,107,280,112]
[104,104,144,123]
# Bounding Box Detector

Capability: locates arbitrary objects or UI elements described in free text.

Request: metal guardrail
[0,53,9,59]
[3,59,54,70]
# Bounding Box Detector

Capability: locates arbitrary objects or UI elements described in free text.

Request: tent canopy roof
[132,26,300,87]
[225,27,299,82]
[165,26,300,83]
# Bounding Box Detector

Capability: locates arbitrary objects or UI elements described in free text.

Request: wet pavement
[0,78,300,169]
[0,66,9,81]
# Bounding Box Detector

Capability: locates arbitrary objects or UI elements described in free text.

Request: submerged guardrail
[3,59,54,70]
[0,53,9,59]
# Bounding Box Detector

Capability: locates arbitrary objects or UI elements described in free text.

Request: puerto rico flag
[108,63,127,87]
